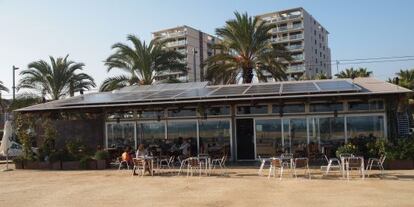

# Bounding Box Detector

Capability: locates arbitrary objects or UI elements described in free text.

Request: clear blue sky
[1,0,414,97]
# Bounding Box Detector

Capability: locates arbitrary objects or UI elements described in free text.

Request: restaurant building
[17,78,412,161]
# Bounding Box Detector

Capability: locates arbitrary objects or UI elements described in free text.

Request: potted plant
[94,150,109,170]
[80,156,96,170]
[384,139,414,170]
[13,156,25,169]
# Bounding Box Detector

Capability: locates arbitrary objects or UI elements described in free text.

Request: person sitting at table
[179,138,191,158]
[136,144,147,158]
[121,146,133,166]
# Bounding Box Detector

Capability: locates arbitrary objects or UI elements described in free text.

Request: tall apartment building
[152,25,220,82]
[257,7,331,80]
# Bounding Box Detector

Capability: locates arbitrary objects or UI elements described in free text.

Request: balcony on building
[286,64,306,73]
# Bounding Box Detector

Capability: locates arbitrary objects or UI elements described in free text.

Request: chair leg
[268,166,272,179]
[279,167,283,180]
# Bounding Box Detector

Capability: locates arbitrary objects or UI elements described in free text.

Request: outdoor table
[198,155,211,175]
[341,156,365,179]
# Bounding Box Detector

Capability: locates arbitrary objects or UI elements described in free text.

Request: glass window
[137,110,164,119]
[273,104,305,114]
[369,100,384,110]
[347,116,385,140]
[309,117,345,158]
[206,106,230,116]
[349,100,384,111]
[199,120,231,158]
[168,108,197,117]
[136,122,166,156]
[310,103,343,112]
[106,111,134,120]
[255,119,283,158]
[106,122,135,149]
[289,118,308,157]
[348,101,369,111]
[237,105,268,115]
[167,121,198,156]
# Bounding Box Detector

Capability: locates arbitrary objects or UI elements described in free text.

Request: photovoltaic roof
[17,78,412,112]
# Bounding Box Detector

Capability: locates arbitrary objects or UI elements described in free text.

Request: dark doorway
[236,118,255,160]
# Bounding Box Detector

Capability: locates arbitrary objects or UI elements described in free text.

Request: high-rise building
[152,25,220,82]
[257,7,331,80]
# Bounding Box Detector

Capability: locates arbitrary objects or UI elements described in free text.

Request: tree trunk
[243,67,254,84]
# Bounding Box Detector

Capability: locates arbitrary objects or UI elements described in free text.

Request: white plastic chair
[321,155,341,175]
[186,157,202,177]
[212,155,227,175]
[345,157,365,180]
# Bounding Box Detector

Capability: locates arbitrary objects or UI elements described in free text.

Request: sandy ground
[0,166,413,207]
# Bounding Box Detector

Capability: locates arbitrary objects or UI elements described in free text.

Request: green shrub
[386,138,414,160]
[94,150,109,160]
[366,139,387,158]
[79,156,92,169]
[336,143,358,158]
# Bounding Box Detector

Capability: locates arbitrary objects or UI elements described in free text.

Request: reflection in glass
[136,122,165,146]
[289,118,307,157]
[206,106,230,116]
[106,123,135,149]
[272,104,305,114]
[309,103,343,112]
[106,111,134,120]
[168,108,197,117]
[167,121,198,156]
[255,119,283,158]
[237,105,268,114]
[347,116,385,139]
[309,117,345,158]
[199,120,231,158]
[137,110,164,119]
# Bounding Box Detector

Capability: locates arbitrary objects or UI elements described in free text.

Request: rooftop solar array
[22,78,408,112]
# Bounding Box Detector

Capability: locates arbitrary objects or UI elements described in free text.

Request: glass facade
[255,119,283,157]
[106,122,135,149]
[237,105,268,114]
[199,120,231,158]
[104,101,387,161]
[347,116,385,140]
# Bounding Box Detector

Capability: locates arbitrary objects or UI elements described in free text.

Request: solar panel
[316,80,359,92]
[63,92,129,105]
[282,82,318,94]
[244,84,281,95]
[116,91,156,102]
[144,90,185,100]
[209,86,250,96]
[175,87,219,98]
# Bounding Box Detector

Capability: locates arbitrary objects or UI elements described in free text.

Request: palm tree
[204,12,292,84]
[0,81,8,93]
[388,69,414,90]
[335,67,372,78]
[100,35,186,91]
[18,55,96,100]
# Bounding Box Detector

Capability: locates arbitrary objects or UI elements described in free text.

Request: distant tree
[314,73,331,80]
[388,69,414,90]
[100,35,187,91]
[335,67,372,78]
[204,12,292,84]
[18,55,96,100]
[9,93,42,111]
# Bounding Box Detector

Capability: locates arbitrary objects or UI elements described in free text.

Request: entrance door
[236,118,255,160]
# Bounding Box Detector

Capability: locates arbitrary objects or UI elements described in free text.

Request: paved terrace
[0,167,413,207]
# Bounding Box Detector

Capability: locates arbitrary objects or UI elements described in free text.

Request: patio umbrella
[0,121,13,171]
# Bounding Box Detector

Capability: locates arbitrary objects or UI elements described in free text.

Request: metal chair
[132,158,146,176]
[212,155,227,175]
[118,157,130,170]
[366,154,386,177]
[345,157,365,180]
[268,158,284,180]
[186,157,202,177]
[159,156,174,169]
[321,155,341,175]
[294,158,311,179]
